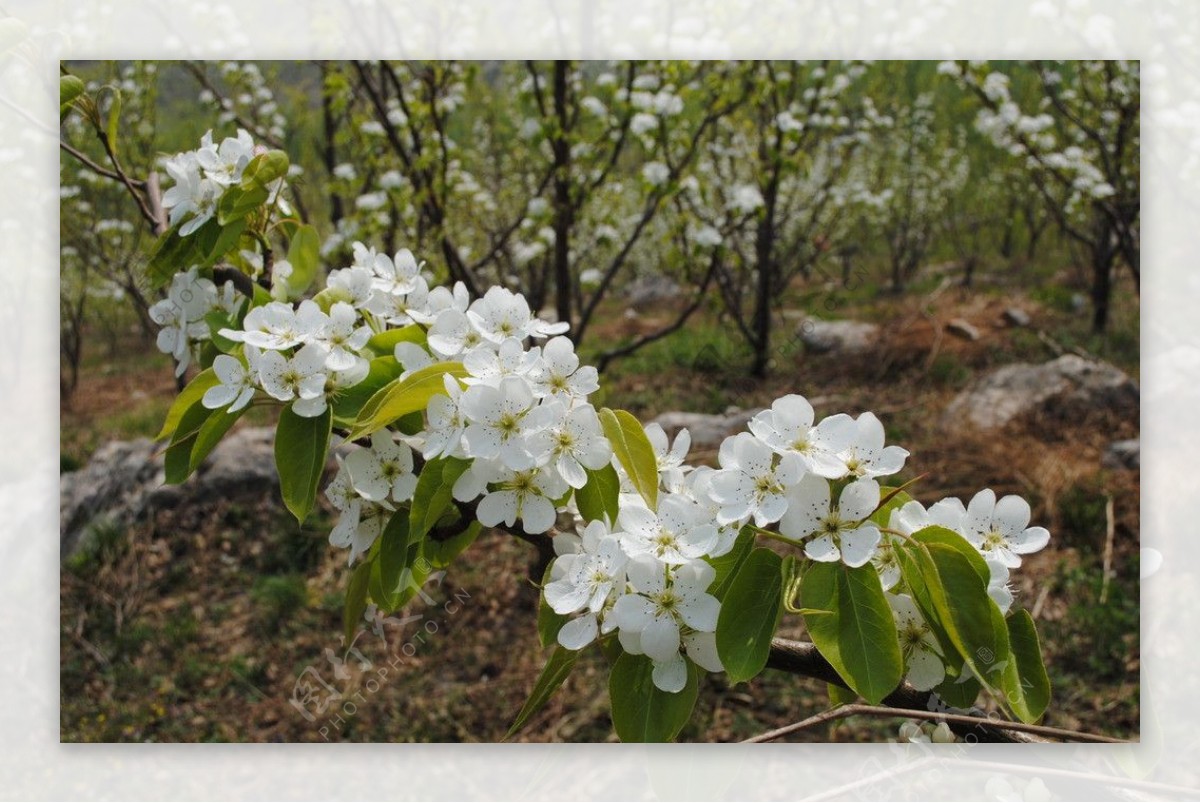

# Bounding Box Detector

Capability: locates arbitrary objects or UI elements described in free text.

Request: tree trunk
[1090,213,1116,335]
[551,61,574,331]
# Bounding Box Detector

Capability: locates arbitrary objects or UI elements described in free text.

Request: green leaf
[105,88,121,155]
[934,674,982,709]
[240,149,289,189]
[188,405,245,474]
[60,74,85,118]
[365,325,428,360]
[156,368,218,441]
[574,463,621,526]
[1001,609,1051,722]
[163,401,214,484]
[715,547,784,683]
[900,541,1011,700]
[331,356,404,424]
[409,456,472,540]
[911,525,989,584]
[506,646,579,739]
[204,311,240,353]
[284,223,321,298]
[598,407,658,510]
[146,217,247,287]
[608,653,698,743]
[370,513,416,611]
[801,561,904,704]
[217,184,270,226]
[424,521,482,569]
[348,362,469,440]
[343,558,373,646]
[537,559,570,650]
[707,527,755,601]
[828,683,858,706]
[274,404,332,524]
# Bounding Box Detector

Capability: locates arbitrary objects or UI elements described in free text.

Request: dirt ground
[59,280,1141,742]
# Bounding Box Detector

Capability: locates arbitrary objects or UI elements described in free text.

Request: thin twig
[742,703,1126,744]
[1100,493,1115,604]
[60,139,143,186]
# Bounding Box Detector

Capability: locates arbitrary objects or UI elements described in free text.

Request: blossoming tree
[62,72,1073,744]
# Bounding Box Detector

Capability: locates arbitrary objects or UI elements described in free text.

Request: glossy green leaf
[801,561,904,704]
[188,405,245,474]
[934,674,983,709]
[424,520,482,569]
[598,407,658,510]
[163,401,214,484]
[506,646,579,739]
[60,74,85,117]
[707,527,755,601]
[870,485,915,529]
[331,356,404,424]
[409,456,472,541]
[284,223,321,297]
[348,362,468,440]
[105,88,121,154]
[241,149,289,189]
[715,547,784,683]
[911,525,989,584]
[217,184,270,226]
[1002,608,1051,722]
[274,404,332,524]
[366,325,428,360]
[828,682,858,706]
[608,653,698,743]
[370,513,416,611]
[574,463,621,526]
[156,368,218,441]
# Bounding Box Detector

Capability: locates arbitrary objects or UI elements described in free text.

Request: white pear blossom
[525,402,613,489]
[467,285,568,344]
[888,593,945,691]
[529,336,599,401]
[545,522,628,650]
[617,493,718,565]
[683,467,742,557]
[840,412,909,479]
[644,423,691,491]
[960,489,1050,568]
[257,342,328,410]
[780,474,882,567]
[202,353,257,412]
[749,395,856,478]
[422,375,469,460]
[468,461,569,535]
[228,300,328,351]
[462,338,540,386]
[316,301,372,371]
[344,431,418,504]
[611,557,721,692]
[460,376,539,470]
[326,459,394,565]
[427,308,486,359]
[709,432,804,526]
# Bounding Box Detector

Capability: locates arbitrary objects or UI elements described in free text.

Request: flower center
[982,530,1008,551]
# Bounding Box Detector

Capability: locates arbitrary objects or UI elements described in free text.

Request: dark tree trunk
[551,60,574,331]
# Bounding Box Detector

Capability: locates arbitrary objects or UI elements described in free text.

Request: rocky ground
[60,284,1141,742]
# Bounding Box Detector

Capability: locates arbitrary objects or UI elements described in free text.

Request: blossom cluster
[148,268,238,377]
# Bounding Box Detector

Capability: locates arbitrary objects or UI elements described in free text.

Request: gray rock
[796,317,879,355]
[60,426,290,559]
[651,409,762,450]
[943,354,1139,430]
[1002,308,1031,327]
[1103,439,1140,470]
[946,318,981,341]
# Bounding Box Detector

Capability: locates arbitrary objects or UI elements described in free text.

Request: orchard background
[58,60,1139,742]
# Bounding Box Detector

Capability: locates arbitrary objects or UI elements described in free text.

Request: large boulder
[943,354,1139,430]
[624,275,682,310]
[797,317,879,355]
[60,426,295,559]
